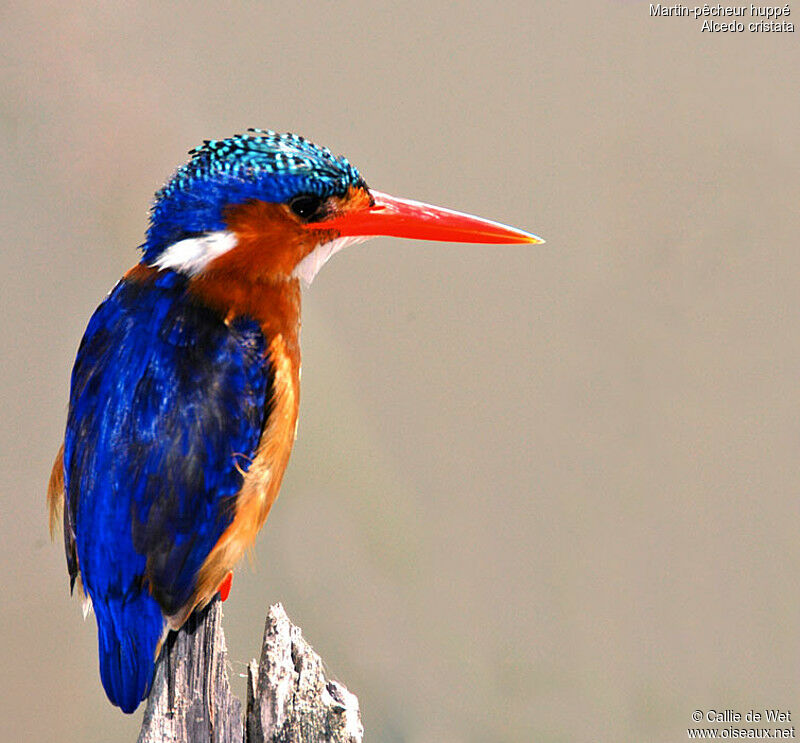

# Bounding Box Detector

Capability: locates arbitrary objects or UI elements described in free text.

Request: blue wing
[63,269,271,712]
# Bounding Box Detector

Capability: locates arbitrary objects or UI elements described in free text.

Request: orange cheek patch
[206,187,371,281]
[209,200,322,280]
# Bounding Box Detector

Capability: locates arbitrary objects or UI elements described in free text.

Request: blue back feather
[142,129,365,261]
[64,271,271,712]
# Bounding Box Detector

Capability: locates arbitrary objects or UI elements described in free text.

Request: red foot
[218,571,233,602]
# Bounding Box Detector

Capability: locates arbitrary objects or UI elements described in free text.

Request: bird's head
[142,129,542,285]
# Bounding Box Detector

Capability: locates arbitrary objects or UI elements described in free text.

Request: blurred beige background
[2,2,799,741]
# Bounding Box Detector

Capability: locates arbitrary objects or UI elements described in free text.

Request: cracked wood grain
[137,599,362,743]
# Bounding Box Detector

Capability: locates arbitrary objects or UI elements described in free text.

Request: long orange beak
[312,190,543,245]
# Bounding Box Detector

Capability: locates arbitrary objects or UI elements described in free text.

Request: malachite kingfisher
[47,129,542,713]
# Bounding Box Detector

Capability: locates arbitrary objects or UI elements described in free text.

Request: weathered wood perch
[138,599,363,743]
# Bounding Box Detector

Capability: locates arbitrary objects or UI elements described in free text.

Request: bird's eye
[288,194,324,221]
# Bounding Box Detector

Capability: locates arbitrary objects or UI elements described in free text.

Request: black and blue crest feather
[143,129,365,261]
[63,270,271,712]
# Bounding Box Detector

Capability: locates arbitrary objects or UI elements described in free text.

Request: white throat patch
[292,235,371,286]
[150,231,238,276]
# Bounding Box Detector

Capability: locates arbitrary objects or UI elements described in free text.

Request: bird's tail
[93,591,166,713]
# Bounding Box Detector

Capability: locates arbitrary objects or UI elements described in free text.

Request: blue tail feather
[94,592,165,714]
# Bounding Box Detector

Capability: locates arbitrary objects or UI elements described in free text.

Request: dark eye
[288,194,324,221]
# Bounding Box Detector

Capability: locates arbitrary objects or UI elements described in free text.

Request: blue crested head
[142,129,365,262]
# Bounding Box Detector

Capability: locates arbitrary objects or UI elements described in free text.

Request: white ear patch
[292,235,371,286]
[151,231,238,276]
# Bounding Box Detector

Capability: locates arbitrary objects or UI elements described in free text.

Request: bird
[47,129,542,713]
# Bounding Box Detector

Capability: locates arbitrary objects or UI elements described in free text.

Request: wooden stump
[138,600,362,743]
